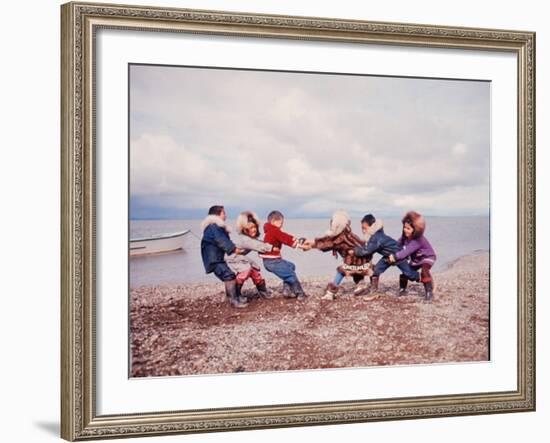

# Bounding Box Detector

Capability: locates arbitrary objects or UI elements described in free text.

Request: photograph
[128,64,491,378]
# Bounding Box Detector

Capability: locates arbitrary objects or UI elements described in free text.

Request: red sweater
[259,222,296,259]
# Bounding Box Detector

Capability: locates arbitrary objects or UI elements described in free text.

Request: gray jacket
[226,233,273,274]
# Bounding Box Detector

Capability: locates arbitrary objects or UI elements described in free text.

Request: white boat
[130,230,190,256]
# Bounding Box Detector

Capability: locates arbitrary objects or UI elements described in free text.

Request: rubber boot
[364,276,381,301]
[225,280,248,308]
[398,274,409,296]
[353,279,369,296]
[255,280,273,299]
[290,281,307,301]
[282,282,295,298]
[235,282,251,303]
[423,281,434,301]
[322,282,338,300]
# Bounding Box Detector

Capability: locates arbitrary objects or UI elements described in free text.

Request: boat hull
[130,231,189,256]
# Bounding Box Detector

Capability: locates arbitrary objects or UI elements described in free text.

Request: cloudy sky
[129,64,490,219]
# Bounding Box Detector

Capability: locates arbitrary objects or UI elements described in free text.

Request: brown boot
[398,274,408,296]
[363,276,381,301]
[255,280,273,299]
[225,280,248,308]
[290,281,307,301]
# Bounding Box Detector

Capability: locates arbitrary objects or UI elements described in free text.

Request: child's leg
[372,257,391,277]
[420,263,434,300]
[235,269,252,286]
[333,271,345,286]
[420,263,433,283]
[213,263,237,282]
[248,268,263,285]
[249,268,273,299]
[396,260,420,282]
[213,263,247,308]
[352,274,368,295]
[362,258,391,300]
[263,258,298,285]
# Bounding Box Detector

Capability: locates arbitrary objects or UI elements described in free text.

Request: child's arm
[213,227,237,255]
[354,238,379,259]
[234,235,274,253]
[276,228,298,248]
[394,239,421,261]
[312,235,336,252]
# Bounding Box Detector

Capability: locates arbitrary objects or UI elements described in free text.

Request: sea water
[129,217,489,288]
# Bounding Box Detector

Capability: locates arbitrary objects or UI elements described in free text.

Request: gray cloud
[129,64,490,218]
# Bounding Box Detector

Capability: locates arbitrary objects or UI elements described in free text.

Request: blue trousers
[263,258,298,285]
[212,262,236,282]
[373,257,419,281]
[333,271,365,286]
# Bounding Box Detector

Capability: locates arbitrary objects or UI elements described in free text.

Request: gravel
[130,252,489,377]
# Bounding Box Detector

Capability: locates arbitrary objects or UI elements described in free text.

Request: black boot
[290,281,307,301]
[225,280,248,308]
[282,282,295,298]
[398,274,408,296]
[236,282,250,304]
[256,280,273,299]
[423,281,434,301]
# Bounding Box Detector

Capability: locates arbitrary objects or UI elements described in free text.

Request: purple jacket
[395,235,436,267]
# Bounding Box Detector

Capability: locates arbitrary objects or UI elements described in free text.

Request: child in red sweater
[260,210,308,300]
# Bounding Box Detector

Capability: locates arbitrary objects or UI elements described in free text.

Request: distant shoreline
[130,215,490,221]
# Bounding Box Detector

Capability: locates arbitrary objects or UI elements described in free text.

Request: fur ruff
[363,219,384,243]
[324,210,351,237]
[235,211,261,235]
[402,211,425,238]
[201,215,231,233]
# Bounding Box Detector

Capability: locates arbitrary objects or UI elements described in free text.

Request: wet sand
[130,252,489,377]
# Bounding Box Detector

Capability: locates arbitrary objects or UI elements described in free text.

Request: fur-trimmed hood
[402,211,426,239]
[324,210,351,237]
[201,215,231,233]
[363,219,384,243]
[235,211,261,236]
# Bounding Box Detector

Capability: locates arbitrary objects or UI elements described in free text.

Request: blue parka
[200,215,236,273]
[354,220,399,260]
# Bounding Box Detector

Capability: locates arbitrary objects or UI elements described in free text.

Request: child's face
[219,209,227,221]
[245,223,258,237]
[403,222,414,239]
[361,222,370,235]
[272,218,284,228]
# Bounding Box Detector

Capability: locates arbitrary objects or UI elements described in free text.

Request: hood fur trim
[402,211,425,239]
[363,219,383,243]
[235,211,261,235]
[201,215,231,233]
[324,210,351,237]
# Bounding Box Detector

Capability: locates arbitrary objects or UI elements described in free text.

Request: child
[200,205,248,308]
[308,210,372,300]
[353,214,420,301]
[260,210,307,300]
[227,211,276,300]
[388,211,437,300]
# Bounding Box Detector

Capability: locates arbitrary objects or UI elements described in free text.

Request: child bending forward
[309,210,372,300]
[227,211,276,300]
[260,210,308,300]
[389,211,437,300]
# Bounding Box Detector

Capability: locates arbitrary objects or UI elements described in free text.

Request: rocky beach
[130,251,489,377]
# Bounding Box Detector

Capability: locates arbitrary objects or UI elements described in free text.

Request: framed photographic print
[61,1,536,440]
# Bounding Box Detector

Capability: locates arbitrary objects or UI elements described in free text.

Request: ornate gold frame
[61,2,536,440]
